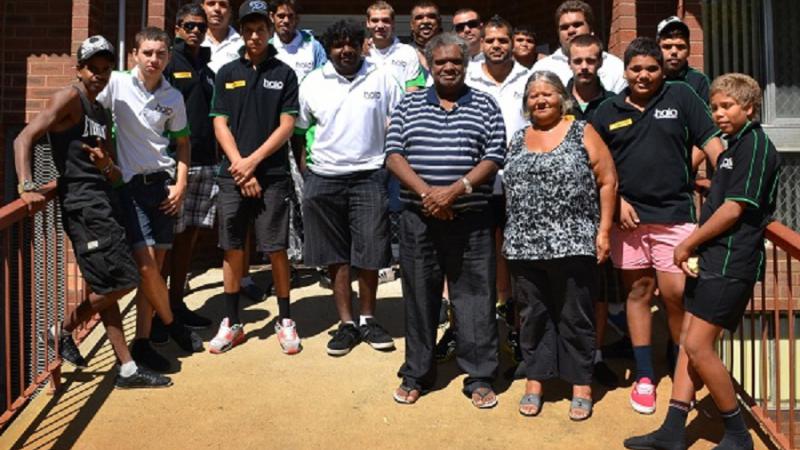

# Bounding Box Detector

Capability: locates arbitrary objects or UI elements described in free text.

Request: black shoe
[359,318,395,351]
[434,328,457,363]
[115,366,173,389]
[326,323,361,356]
[49,326,88,368]
[150,316,168,346]
[593,360,619,387]
[317,269,332,290]
[504,299,516,328]
[241,282,268,302]
[167,320,204,353]
[508,330,522,365]
[623,429,686,450]
[131,338,171,373]
[175,307,212,329]
[712,433,753,450]
[438,298,450,326]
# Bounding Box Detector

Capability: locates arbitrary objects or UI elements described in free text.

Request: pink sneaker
[209,318,246,354]
[630,377,656,414]
[275,318,302,355]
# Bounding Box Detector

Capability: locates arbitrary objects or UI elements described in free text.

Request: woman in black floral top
[503,70,617,420]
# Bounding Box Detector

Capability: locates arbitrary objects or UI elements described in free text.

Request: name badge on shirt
[225,80,246,89]
[173,72,193,79]
[609,118,633,131]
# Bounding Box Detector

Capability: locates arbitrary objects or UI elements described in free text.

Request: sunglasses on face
[454,19,481,32]
[180,21,208,33]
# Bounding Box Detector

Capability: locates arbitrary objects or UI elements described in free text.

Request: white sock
[241,276,254,287]
[359,315,373,326]
[344,320,356,327]
[120,360,138,377]
[594,349,603,364]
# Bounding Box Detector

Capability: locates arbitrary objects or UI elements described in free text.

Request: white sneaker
[378,267,397,284]
[209,318,245,354]
[275,318,302,355]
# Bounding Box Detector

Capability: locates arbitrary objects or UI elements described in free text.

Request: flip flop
[519,393,543,417]
[471,387,498,409]
[569,397,593,421]
[393,384,421,405]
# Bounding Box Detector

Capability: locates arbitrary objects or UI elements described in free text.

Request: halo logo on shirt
[719,157,733,170]
[263,79,284,90]
[153,104,174,115]
[654,108,678,119]
[296,61,313,71]
[391,60,407,68]
[364,91,381,100]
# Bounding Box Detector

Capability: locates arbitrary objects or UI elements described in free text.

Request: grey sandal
[519,393,542,417]
[569,397,593,421]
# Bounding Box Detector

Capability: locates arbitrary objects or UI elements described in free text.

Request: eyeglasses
[454,19,481,33]
[180,22,208,33]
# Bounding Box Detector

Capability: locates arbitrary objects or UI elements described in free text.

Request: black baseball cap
[77,35,115,64]
[656,16,690,39]
[239,0,270,21]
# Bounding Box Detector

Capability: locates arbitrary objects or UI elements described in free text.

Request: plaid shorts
[175,165,218,234]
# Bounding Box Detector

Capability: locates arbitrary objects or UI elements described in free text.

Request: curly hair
[321,19,366,55]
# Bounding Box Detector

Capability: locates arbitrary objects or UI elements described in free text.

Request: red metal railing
[0,181,99,430]
[720,221,800,450]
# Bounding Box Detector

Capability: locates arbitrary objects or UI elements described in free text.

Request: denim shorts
[118,171,176,250]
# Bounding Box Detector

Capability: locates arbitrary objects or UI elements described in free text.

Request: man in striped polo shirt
[386,32,505,408]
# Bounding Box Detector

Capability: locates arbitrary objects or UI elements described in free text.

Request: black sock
[225,291,241,325]
[718,407,752,448]
[633,345,655,381]
[277,297,290,320]
[661,400,690,433]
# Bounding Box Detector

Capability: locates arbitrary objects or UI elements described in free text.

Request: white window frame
[761,0,800,151]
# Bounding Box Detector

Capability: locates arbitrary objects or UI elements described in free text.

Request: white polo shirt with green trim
[466,61,530,143]
[271,29,327,82]
[97,67,189,182]
[367,37,425,89]
[202,26,244,74]
[296,60,404,176]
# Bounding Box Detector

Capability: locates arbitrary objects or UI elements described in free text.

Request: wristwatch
[17,180,36,194]
[460,177,473,194]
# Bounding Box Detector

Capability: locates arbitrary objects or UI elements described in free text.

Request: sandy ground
[1,267,773,450]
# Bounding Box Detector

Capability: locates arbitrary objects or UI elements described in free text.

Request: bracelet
[100,161,114,175]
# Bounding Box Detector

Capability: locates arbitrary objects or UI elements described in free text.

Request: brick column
[608,0,636,58]
[683,0,704,69]
[147,0,167,29]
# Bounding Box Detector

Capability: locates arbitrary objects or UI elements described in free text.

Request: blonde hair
[367,1,395,20]
[710,73,762,117]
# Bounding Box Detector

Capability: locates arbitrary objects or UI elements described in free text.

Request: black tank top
[49,86,111,211]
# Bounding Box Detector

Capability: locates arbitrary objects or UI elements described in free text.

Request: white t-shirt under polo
[367,37,424,89]
[272,30,327,82]
[533,48,627,94]
[202,26,244,74]
[97,68,189,182]
[296,60,404,176]
[466,61,530,142]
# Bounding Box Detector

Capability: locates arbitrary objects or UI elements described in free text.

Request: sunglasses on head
[454,19,481,32]
[180,21,208,33]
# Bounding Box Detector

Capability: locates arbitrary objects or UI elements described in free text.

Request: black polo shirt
[591,81,720,224]
[165,39,217,166]
[667,65,710,103]
[210,45,299,179]
[566,79,615,122]
[698,122,781,281]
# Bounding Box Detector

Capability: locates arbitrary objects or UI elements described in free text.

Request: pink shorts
[610,223,696,273]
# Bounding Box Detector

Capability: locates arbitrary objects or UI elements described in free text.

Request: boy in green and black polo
[624,73,779,450]
[209,0,301,355]
[161,3,217,332]
[590,37,725,415]
[656,16,710,103]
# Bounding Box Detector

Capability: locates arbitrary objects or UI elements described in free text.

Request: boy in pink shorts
[591,37,724,415]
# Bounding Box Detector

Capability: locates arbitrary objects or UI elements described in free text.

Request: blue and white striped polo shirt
[385,87,506,210]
